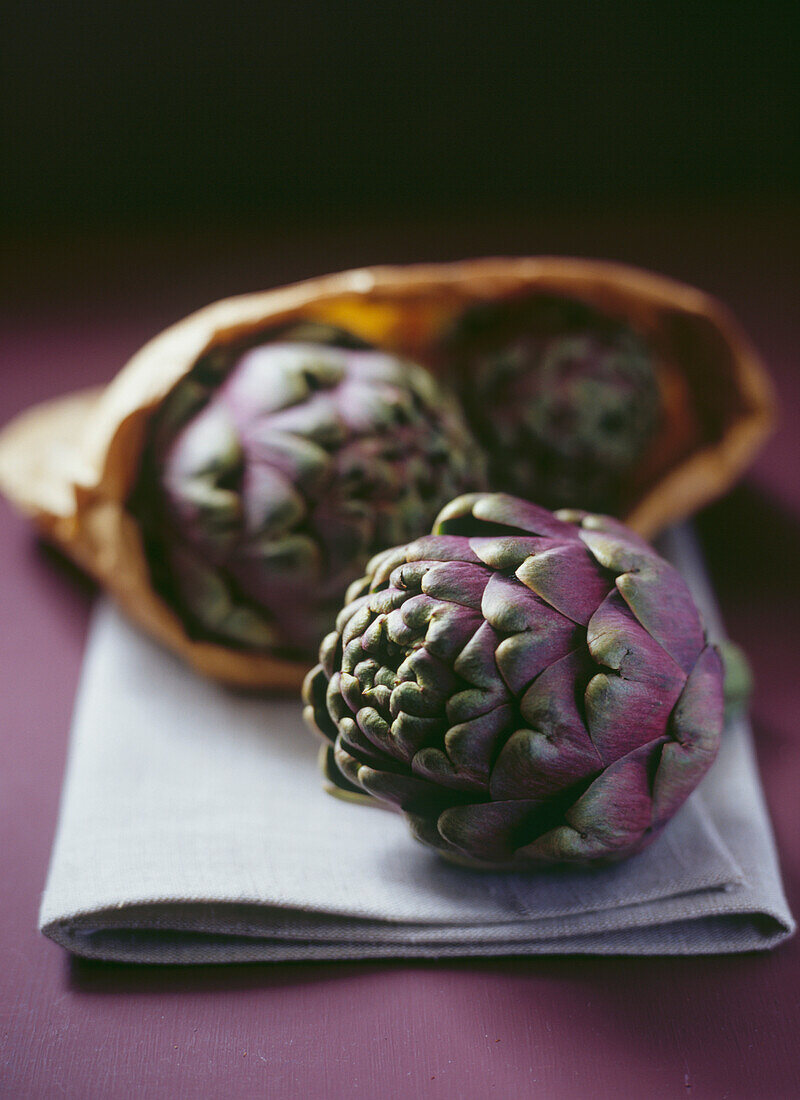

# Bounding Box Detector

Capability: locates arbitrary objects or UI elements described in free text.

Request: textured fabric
[39,527,795,962]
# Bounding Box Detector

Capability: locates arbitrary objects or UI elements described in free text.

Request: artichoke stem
[718,641,753,723]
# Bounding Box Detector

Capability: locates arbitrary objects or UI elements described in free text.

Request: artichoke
[443,295,661,513]
[133,328,487,656]
[303,492,724,869]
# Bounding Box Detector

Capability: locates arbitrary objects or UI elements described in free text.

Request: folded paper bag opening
[0,258,774,690]
[38,528,794,963]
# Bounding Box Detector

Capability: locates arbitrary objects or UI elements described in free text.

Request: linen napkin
[39,527,795,962]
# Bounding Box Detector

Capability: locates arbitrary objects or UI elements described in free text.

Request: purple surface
[2,211,799,1099]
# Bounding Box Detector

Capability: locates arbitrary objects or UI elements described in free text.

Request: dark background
[4,3,798,234]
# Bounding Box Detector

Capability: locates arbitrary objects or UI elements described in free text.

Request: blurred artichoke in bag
[0,258,773,688]
[304,492,725,869]
[440,295,662,512]
[132,327,487,657]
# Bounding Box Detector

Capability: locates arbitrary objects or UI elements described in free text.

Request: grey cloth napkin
[39,527,795,962]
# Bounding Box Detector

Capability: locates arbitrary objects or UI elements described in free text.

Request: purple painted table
[2,212,799,1099]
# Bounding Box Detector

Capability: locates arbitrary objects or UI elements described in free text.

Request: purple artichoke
[303,492,724,869]
[443,295,661,513]
[133,328,487,656]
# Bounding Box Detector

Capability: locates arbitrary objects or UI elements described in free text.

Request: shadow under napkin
[39,528,794,962]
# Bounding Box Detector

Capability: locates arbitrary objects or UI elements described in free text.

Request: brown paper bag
[0,258,773,689]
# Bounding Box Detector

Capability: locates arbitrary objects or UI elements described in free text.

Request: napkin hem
[42,909,796,964]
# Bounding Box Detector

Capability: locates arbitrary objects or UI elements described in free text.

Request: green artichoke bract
[444,295,661,513]
[303,492,724,869]
[134,328,487,656]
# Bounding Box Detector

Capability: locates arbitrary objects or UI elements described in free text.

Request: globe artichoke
[443,295,661,513]
[133,327,487,656]
[303,492,724,869]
